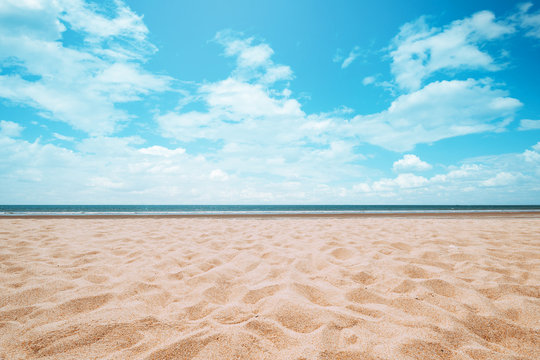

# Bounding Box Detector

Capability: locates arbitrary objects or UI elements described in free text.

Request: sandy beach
[0,214,539,359]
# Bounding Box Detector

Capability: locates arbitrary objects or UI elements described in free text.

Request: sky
[0,0,539,204]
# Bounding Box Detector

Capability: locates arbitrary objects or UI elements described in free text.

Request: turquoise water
[0,205,539,215]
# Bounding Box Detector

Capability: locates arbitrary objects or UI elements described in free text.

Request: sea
[0,205,539,216]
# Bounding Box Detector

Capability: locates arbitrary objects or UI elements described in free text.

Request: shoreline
[2,210,540,219]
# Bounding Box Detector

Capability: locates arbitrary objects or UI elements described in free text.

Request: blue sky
[0,0,539,204]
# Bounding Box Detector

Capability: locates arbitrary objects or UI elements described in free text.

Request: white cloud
[522,149,540,162]
[481,172,517,187]
[0,0,171,135]
[362,76,376,85]
[391,11,514,91]
[157,79,305,147]
[332,49,344,63]
[353,183,371,193]
[202,78,303,118]
[214,30,293,84]
[209,169,229,181]
[157,34,307,151]
[349,79,521,151]
[59,0,151,48]
[375,173,428,191]
[393,154,432,172]
[76,136,144,155]
[261,65,293,84]
[52,133,75,142]
[515,2,540,38]
[155,111,214,142]
[138,146,185,157]
[0,131,538,204]
[350,151,539,203]
[0,134,360,204]
[0,120,23,137]
[312,141,360,162]
[430,164,481,182]
[341,46,361,68]
[88,176,124,189]
[355,173,430,194]
[519,119,540,130]
[237,43,273,68]
[394,173,429,188]
[522,142,540,162]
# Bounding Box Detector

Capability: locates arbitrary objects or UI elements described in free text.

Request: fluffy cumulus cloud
[393,154,432,172]
[390,10,514,91]
[348,79,521,151]
[0,0,171,135]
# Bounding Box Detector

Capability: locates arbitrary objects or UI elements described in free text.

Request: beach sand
[0,214,539,359]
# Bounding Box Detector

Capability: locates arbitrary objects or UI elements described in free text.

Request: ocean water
[0,205,539,216]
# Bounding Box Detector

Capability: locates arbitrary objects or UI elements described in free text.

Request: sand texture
[0,215,539,359]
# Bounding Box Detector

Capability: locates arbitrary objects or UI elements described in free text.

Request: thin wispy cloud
[519,119,540,130]
[515,2,540,38]
[341,46,361,68]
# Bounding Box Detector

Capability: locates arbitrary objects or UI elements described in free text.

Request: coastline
[2,210,540,219]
